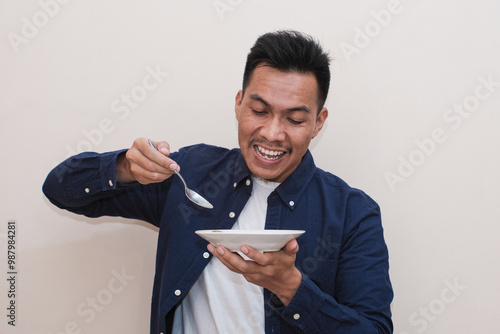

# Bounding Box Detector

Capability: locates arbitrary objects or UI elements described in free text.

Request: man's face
[235,64,328,183]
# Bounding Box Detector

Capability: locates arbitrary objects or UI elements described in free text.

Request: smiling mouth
[254,145,286,161]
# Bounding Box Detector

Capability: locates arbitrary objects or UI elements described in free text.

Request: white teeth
[256,145,284,160]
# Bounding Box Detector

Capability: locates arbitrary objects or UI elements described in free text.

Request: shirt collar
[232,149,317,209]
[232,151,252,187]
[275,150,316,210]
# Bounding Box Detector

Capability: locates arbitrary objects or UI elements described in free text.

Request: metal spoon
[148,139,213,209]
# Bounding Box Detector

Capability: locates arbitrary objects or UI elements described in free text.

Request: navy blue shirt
[43,144,393,333]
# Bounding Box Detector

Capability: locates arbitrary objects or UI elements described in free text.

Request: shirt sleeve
[42,150,168,227]
[269,201,393,333]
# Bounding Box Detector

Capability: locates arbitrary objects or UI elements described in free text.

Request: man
[43,30,393,333]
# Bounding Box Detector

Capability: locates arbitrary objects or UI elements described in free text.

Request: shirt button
[293,313,300,320]
[85,188,90,193]
[246,179,251,186]
[289,201,295,207]
[233,182,237,188]
[203,252,210,259]
[109,180,114,187]
[229,212,235,218]
[174,289,181,296]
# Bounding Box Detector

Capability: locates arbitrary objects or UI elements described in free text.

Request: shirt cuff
[269,273,325,330]
[63,149,130,198]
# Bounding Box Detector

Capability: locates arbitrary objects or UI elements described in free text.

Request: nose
[260,116,286,143]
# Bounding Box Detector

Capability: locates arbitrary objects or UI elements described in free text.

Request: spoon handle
[174,170,188,189]
[148,138,158,151]
[148,139,183,181]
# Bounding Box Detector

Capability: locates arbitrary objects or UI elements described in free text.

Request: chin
[251,168,283,182]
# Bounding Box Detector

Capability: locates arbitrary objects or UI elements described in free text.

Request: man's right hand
[116,137,179,184]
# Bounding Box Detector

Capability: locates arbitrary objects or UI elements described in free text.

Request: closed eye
[288,118,304,125]
[252,109,267,115]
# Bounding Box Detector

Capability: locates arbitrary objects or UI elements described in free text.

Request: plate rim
[195,229,305,235]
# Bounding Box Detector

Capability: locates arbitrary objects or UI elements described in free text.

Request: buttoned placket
[228,177,252,220]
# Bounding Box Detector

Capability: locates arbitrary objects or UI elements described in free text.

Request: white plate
[195,229,305,252]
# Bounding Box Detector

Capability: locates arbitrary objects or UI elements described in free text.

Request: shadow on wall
[26,198,159,333]
[43,195,160,232]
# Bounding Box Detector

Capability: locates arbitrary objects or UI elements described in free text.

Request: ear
[235,90,243,120]
[312,108,328,139]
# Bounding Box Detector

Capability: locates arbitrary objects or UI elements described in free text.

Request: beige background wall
[1,0,499,333]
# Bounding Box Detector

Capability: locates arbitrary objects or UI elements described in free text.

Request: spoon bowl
[173,170,213,209]
[148,139,213,209]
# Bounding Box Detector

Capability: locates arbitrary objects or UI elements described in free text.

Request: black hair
[242,30,331,112]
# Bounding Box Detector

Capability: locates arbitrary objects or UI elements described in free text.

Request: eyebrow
[249,94,311,114]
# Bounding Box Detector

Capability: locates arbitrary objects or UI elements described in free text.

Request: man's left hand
[208,239,302,306]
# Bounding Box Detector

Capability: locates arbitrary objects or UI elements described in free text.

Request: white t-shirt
[173,176,280,334]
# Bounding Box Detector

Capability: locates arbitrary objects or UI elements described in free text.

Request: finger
[208,244,255,274]
[128,160,171,184]
[240,245,270,266]
[208,244,241,273]
[138,138,179,172]
[126,149,176,185]
[127,146,172,176]
[241,239,299,265]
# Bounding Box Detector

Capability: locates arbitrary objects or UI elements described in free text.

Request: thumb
[284,239,299,257]
[156,141,171,156]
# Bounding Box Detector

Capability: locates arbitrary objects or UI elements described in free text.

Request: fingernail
[169,163,178,171]
[217,247,225,255]
[160,147,169,154]
[241,246,249,254]
[207,244,215,253]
